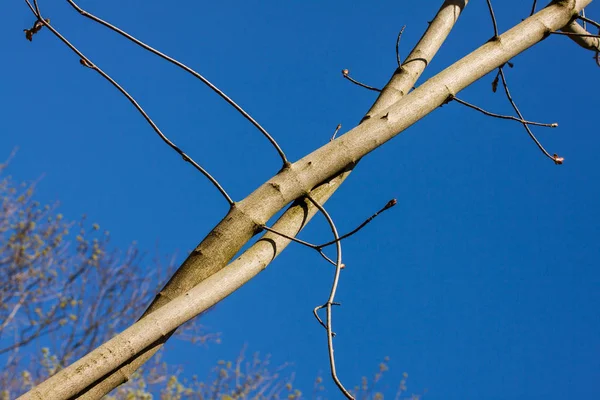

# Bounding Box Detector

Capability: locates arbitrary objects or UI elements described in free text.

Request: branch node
[24,18,50,41]
[79,58,93,68]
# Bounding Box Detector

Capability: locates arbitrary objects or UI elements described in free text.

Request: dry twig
[23,0,235,205]
[486,0,499,37]
[341,69,382,92]
[65,0,289,167]
[261,198,396,267]
[396,25,407,67]
[305,194,353,400]
[497,67,563,164]
[450,96,558,128]
[331,124,342,141]
[530,1,538,17]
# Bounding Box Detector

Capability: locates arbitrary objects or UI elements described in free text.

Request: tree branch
[23,0,234,206]
[26,1,596,398]
[560,19,600,51]
[64,0,290,167]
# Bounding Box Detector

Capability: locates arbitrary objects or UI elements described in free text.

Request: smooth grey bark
[20,1,592,399]
[71,2,470,399]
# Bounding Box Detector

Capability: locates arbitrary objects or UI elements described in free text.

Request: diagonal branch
[578,15,600,29]
[20,2,583,389]
[36,1,469,398]
[51,0,600,398]
[23,0,234,206]
[341,69,382,92]
[450,96,558,128]
[396,25,407,67]
[65,0,289,167]
[497,67,562,163]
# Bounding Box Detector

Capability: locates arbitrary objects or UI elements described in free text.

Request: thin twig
[260,224,339,267]
[581,9,587,30]
[23,1,235,205]
[318,199,397,248]
[341,69,381,92]
[312,305,329,333]
[497,68,563,164]
[305,194,354,400]
[396,25,406,67]
[577,15,600,29]
[550,31,600,39]
[330,124,342,141]
[486,0,499,38]
[263,198,396,264]
[451,96,558,128]
[530,0,538,17]
[260,225,317,249]
[65,0,289,167]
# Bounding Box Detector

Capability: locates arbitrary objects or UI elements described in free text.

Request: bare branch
[330,124,342,142]
[530,1,538,17]
[318,199,397,248]
[551,30,600,39]
[37,1,600,398]
[450,96,558,128]
[578,15,600,30]
[486,0,499,38]
[341,69,382,92]
[497,68,562,164]
[262,198,397,266]
[53,1,468,396]
[559,20,600,52]
[305,194,353,400]
[396,25,407,67]
[23,1,235,206]
[65,0,289,167]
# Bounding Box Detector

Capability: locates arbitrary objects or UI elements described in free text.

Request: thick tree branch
[21,1,592,399]
[71,1,469,398]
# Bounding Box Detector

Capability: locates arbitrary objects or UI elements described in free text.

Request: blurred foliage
[0,157,419,399]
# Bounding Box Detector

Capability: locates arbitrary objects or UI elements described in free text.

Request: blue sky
[3,1,600,398]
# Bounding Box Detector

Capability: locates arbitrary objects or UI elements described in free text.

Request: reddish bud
[553,154,564,165]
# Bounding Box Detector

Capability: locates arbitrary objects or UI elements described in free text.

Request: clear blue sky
[3,1,600,398]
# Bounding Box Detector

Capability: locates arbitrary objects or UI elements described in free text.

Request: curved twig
[330,124,342,141]
[497,68,562,164]
[396,25,406,67]
[577,15,600,30]
[318,199,397,248]
[451,96,558,128]
[23,0,234,205]
[65,0,289,167]
[305,194,353,400]
[530,1,538,17]
[486,0,499,38]
[341,69,381,92]
[551,30,600,39]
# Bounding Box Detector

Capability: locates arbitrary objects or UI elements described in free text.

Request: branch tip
[341,69,381,92]
[553,154,564,165]
[384,199,398,210]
